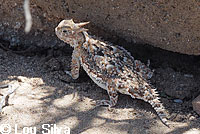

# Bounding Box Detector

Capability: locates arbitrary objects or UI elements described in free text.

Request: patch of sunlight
[90,118,106,126]
[183,128,200,134]
[155,122,188,134]
[53,95,94,112]
[97,108,137,121]
[17,76,44,86]
[151,122,171,133]
[53,93,78,108]
[74,97,95,112]
[56,116,79,130]
[81,122,132,134]
[0,107,40,127]
[10,83,52,105]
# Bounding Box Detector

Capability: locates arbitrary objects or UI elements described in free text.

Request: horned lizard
[55,19,169,127]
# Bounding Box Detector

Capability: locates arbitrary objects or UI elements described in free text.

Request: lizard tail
[146,88,170,128]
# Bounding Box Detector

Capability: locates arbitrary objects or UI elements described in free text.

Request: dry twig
[0,84,19,112]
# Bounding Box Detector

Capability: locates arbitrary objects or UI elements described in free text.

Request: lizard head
[55,19,89,47]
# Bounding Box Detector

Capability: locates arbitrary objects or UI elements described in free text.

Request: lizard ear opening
[76,21,90,27]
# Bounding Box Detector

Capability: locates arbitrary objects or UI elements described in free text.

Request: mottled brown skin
[55,19,169,127]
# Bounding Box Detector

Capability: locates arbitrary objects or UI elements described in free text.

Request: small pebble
[17,76,28,82]
[189,116,196,120]
[173,99,183,103]
[184,74,193,78]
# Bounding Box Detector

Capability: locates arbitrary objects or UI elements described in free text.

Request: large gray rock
[1,0,200,55]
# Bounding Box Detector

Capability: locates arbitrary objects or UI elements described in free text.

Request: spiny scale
[55,19,169,127]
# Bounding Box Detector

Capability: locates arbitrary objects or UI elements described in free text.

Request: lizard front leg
[65,49,80,79]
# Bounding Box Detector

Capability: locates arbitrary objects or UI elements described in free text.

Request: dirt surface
[0,45,200,134]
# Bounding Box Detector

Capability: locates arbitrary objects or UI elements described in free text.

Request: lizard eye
[62,30,68,33]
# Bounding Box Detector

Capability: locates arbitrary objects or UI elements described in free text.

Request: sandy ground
[0,48,200,134]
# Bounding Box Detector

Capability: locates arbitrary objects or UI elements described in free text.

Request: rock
[0,1,200,55]
[17,76,28,82]
[173,99,183,103]
[192,95,200,115]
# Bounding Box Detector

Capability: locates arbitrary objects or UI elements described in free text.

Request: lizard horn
[76,21,90,27]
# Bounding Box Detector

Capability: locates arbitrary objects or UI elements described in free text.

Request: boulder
[0,0,200,55]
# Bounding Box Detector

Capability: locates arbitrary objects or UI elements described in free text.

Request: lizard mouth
[55,27,61,39]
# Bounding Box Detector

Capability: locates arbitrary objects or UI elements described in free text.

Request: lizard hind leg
[95,84,118,110]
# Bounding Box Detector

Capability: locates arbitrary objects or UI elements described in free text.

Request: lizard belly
[118,88,130,95]
[81,62,107,90]
[88,73,107,90]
